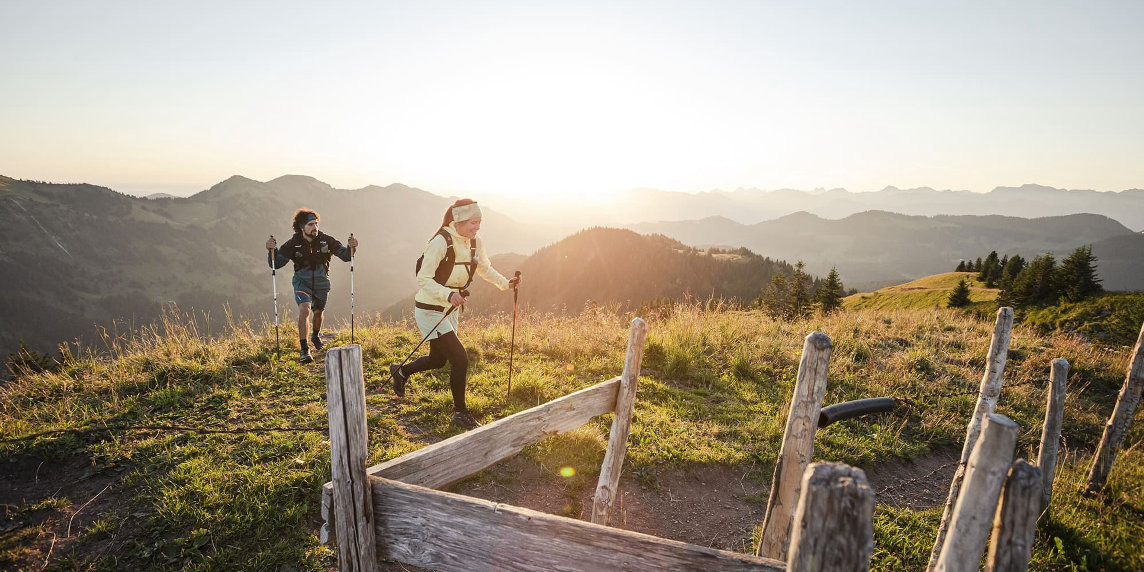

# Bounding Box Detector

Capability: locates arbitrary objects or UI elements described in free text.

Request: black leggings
[402,331,469,412]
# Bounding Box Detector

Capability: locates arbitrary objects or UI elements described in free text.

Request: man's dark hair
[292,208,320,233]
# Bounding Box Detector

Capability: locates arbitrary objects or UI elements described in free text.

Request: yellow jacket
[414,223,511,307]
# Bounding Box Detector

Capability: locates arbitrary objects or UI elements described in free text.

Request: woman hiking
[389,199,520,429]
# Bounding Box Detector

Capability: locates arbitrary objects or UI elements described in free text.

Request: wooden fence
[320,311,1143,572]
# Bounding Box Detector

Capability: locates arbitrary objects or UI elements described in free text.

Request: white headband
[452,203,481,222]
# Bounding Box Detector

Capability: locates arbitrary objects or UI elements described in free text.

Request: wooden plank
[757,332,833,561]
[786,463,875,572]
[371,475,787,572]
[928,307,1014,571]
[322,376,620,544]
[592,318,647,526]
[934,413,1019,572]
[1036,358,1068,515]
[325,345,377,571]
[1086,319,1144,493]
[985,460,1042,572]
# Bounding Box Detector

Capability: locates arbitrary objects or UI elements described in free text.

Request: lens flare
[559,466,576,478]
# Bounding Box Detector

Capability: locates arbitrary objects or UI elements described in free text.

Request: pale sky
[3,0,1142,198]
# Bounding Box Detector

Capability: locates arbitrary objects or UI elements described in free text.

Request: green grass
[2,305,1141,570]
[1023,292,1144,347]
[845,272,999,311]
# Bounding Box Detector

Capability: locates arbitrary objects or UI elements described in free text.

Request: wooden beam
[1086,319,1144,493]
[985,460,1042,572]
[934,413,1019,572]
[757,332,833,561]
[786,463,875,572]
[325,345,377,571]
[928,307,1014,571]
[322,376,620,544]
[1036,358,1068,515]
[371,475,786,572]
[592,318,647,526]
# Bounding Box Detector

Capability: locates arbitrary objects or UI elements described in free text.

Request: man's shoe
[452,410,480,429]
[389,364,407,397]
[310,334,324,352]
[299,351,314,364]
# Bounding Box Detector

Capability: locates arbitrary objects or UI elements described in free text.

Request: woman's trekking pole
[507,271,521,401]
[349,233,355,344]
[268,236,280,359]
[397,303,460,369]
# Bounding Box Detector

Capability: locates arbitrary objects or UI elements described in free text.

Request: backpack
[415,229,478,290]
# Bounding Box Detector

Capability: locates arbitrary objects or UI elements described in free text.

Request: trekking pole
[397,301,462,369]
[349,233,355,344]
[268,236,280,359]
[507,271,521,401]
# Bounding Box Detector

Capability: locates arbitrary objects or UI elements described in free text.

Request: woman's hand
[265,236,276,251]
[449,292,467,307]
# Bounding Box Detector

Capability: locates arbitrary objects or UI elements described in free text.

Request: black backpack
[415,229,478,290]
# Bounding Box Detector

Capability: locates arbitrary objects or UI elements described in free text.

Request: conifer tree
[978,251,999,282]
[999,254,1025,291]
[761,273,790,319]
[947,278,972,308]
[1001,253,1058,307]
[1056,245,1103,303]
[955,260,967,272]
[815,267,845,314]
[790,261,812,318]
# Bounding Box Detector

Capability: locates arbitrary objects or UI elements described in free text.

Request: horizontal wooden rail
[372,475,786,572]
[323,376,621,544]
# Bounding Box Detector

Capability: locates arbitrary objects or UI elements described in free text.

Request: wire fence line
[1,422,328,445]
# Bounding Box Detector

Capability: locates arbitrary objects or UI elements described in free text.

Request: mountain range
[488,184,1144,232]
[2,173,1140,359]
[628,211,1143,289]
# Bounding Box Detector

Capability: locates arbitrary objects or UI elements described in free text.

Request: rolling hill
[0,175,542,358]
[843,272,997,311]
[385,228,799,318]
[630,211,1142,291]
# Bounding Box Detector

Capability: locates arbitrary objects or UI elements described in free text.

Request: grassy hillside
[2,307,1142,570]
[843,272,999,311]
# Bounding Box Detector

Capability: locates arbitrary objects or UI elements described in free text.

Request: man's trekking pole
[349,233,355,344]
[507,271,521,401]
[268,236,280,359]
[397,300,462,369]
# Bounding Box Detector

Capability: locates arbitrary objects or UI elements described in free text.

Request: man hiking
[266,208,359,363]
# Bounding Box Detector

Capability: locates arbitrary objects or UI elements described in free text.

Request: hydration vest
[415,229,478,291]
[290,234,335,274]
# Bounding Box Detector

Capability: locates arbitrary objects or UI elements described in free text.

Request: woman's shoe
[389,364,407,397]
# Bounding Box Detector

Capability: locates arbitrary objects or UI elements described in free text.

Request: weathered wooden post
[1036,358,1068,514]
[786,462,875,572]
[985,459,1042,572]
[934,413,1019,572]
[326,345,378,572]
[592,317,647,526]
[928,307,1014,571]
[757,332,833,561]
[1086,320,1144,494]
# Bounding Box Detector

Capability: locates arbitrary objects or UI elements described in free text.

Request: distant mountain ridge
[501,184,1144,231]
[629,210,1143,291]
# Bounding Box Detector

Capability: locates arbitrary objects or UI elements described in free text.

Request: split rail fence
[320,312,1144,572]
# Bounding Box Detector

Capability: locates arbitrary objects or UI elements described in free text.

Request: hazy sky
[3,1,1142,198]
